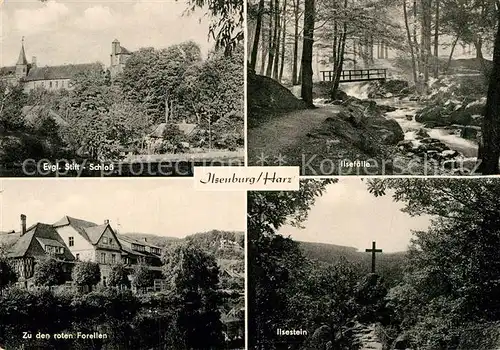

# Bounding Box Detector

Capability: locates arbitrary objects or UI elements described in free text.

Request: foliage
[354,273,389,324]
[0,258,17,290]
[108,263,131,288]
[131,264,154,292]
[248,179,344,348]
[367,178,500,348]
[120,42,202,124]
[71,261,101,290]
[32,257,66,287]
[162,243,224,349]
[0,83,27,131]
[184,0,244,55]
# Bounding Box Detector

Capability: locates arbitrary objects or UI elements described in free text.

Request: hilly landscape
[298,241,407,287]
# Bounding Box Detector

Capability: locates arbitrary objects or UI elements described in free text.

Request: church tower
[15,37,29,80]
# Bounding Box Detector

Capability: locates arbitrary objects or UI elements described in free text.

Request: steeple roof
[16,38,28,66]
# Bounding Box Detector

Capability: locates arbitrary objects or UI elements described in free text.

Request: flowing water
[341,82,479,159]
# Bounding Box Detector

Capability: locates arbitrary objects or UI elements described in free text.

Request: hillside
[298,241,407,287]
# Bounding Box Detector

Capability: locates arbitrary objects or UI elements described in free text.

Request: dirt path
[248,105,340,164]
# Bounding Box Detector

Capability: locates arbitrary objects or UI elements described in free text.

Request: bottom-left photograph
[0,179,245,350]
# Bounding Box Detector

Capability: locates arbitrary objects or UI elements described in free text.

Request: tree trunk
[272,0,282,79]
[300,0,315,106]
[260,11,268,75]
[331,28,347,98]
[292,0,301,85]
[250,0,265,71]
[403,0,418,84]
[478,12,500,174]
[279,0,288,81]
[445,34,460,73]
[266,0,275,76]
[433,0,439,78]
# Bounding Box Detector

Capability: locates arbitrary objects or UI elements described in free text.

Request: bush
[72,261,101,291]
[108,263,131,288]
[0,257,17,290]
[33,257,66,286]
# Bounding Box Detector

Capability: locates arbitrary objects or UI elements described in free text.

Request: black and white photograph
[0,0,244,177]
[0,179,245,349]
[248,178,500,349]
[247,0,500,175]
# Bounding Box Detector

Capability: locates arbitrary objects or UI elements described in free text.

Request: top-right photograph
[247,0,500,176]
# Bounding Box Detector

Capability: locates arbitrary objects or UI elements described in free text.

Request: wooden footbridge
[320,68,387,83]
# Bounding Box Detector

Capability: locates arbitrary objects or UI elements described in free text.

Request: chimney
[20,214,26,236]
[104,219,109,225]
[32,56,37,68]
[143,238,147,242]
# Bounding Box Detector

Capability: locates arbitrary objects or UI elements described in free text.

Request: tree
[162,243,224,349]
[108,263,131,288]
[366,178,500,347]
[0,83,27,131]
[120,42,202,124]
[0,258,17,291]
[33,257,66,287]
[301,0,315,106]
[131,264,153,293]
[248,180,335,347]
[478,5,500,174]
[72,261,101,292]
[184,0,243,55]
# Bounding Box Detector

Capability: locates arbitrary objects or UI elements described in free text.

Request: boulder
[393,333,411,350]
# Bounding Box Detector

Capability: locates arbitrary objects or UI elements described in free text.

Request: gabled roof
[8,223,74,260]
[84,224,108,245]
[53,216,97,242]
[24,63,103,82]
[53,216,122,249]
[119,46,131,55]
[149,122,198,138]
[22,105,69,127]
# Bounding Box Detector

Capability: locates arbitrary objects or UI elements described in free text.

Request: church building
[0,38,132,92]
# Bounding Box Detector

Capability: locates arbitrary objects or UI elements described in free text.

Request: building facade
[0,38,132,92]
[5,214,163,285]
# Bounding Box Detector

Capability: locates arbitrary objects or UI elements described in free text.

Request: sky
[279,179,431,252]
[0,0,213,67]
[0,179,246,237]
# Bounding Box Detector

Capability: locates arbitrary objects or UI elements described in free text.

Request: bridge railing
[320,68,387,82]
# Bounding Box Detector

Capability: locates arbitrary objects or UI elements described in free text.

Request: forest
[247,0,500,174]
[248,178,500,349]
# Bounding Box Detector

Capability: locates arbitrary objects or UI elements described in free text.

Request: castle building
[0,38,132,92]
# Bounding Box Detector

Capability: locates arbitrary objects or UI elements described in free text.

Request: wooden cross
[365,241,383,273]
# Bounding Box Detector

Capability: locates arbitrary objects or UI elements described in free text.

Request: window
[102,237,108,244]
[100,252,106,264]
[49,81,52,88]
[111,254,116,263]
[76,253,80,260]
[69,237,74,247]
[58,247,64,254]
[55,81,59,88]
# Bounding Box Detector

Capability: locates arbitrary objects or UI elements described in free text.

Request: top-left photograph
[0,0,244,177]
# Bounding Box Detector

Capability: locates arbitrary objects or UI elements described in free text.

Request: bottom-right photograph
[248,178,499,350]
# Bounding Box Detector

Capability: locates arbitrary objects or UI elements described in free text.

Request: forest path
[248,105,341,164]
[352,323,383,350]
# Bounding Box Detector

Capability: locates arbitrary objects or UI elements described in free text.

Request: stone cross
[365,241,383,273]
